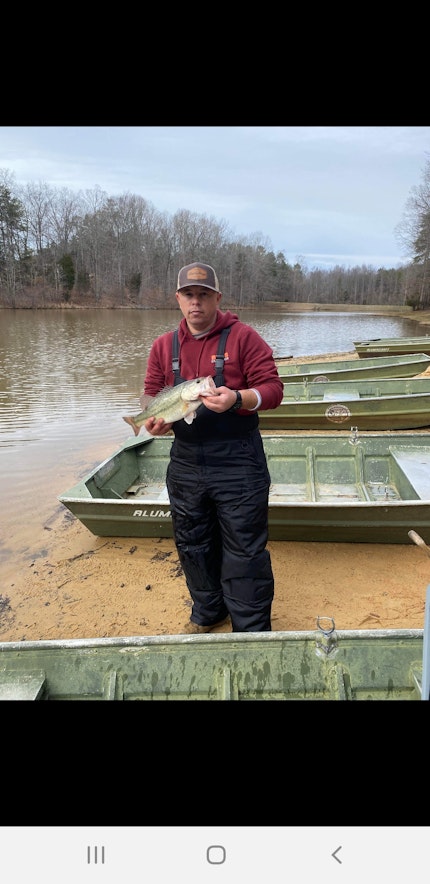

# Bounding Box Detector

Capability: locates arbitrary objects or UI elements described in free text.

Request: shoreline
[2,300,430,321]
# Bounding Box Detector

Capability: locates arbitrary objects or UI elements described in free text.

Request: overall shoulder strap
[214,326,232,382]
[172,325,232,383]
[172,329,180,379]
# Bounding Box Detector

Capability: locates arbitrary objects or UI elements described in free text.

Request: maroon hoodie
[144,309,284,408]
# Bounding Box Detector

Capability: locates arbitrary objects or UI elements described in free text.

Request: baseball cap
[177,262,220,292]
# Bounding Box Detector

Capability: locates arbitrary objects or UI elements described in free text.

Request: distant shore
[3,300,430,328]
[264,301,430,324]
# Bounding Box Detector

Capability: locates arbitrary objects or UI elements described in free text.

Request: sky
[1,125,429,271]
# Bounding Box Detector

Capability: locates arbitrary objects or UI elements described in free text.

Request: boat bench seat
[155,485,169,502]
[390,448,430,500]
[126,482,169,501]
[323,391,360,401]
[0,670,46,700]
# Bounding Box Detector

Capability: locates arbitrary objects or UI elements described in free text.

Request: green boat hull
[259,377,430,430]
[276,352,430,381]
[354,337,430,357]
[0,629,424,700]
[59,431,430,544]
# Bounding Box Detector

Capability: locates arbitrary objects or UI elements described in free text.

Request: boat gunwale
[0,627,424,653]
[354,337,430,345]
[278,391,430,403]
[58,494,430,508]
[277,352,430,367]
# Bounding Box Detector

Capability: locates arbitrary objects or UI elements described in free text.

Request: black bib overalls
[165,329,274,632]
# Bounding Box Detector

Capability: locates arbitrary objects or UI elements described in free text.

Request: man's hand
[144,416,174,436]
[201,385,236,412]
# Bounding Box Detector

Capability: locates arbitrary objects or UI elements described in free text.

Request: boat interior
[86,434,430,506]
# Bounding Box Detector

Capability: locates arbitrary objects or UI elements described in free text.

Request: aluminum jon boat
[258,377,430,431]
[354,336,430,357]
[58,430,430,544]
[276,352,430,381]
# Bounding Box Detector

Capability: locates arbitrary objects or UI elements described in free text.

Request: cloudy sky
[1,126,429,270]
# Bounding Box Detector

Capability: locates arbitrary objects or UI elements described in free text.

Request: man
[141,262,284,633]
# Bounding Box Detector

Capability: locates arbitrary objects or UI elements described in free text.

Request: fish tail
[123,416,141,436]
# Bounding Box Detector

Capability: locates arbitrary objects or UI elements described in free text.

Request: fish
[123,375,217,436]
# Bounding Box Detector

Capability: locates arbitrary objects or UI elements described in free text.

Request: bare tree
[21,181,54,254]
[395,153,430,306]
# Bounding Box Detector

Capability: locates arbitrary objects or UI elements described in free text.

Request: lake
[0,307,424,580]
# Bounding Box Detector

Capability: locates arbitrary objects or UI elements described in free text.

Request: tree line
[1,156,429,310]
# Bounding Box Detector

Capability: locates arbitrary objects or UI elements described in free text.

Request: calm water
[0,308,424,577]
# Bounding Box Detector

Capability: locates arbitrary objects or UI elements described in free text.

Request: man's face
[176,286,221,331]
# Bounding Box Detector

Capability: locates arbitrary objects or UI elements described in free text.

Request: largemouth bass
[123,375,217,436]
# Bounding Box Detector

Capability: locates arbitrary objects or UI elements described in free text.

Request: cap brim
[178,284,219,292]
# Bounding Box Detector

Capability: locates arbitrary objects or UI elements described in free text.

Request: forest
[1,156,429,310]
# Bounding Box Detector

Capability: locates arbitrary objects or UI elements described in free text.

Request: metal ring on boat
[316,616,336,636]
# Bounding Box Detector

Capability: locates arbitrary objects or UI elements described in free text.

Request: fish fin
[184,411,197,425]
[139,393,155,410]
[123,416,141,436]
[139,386,174,410]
